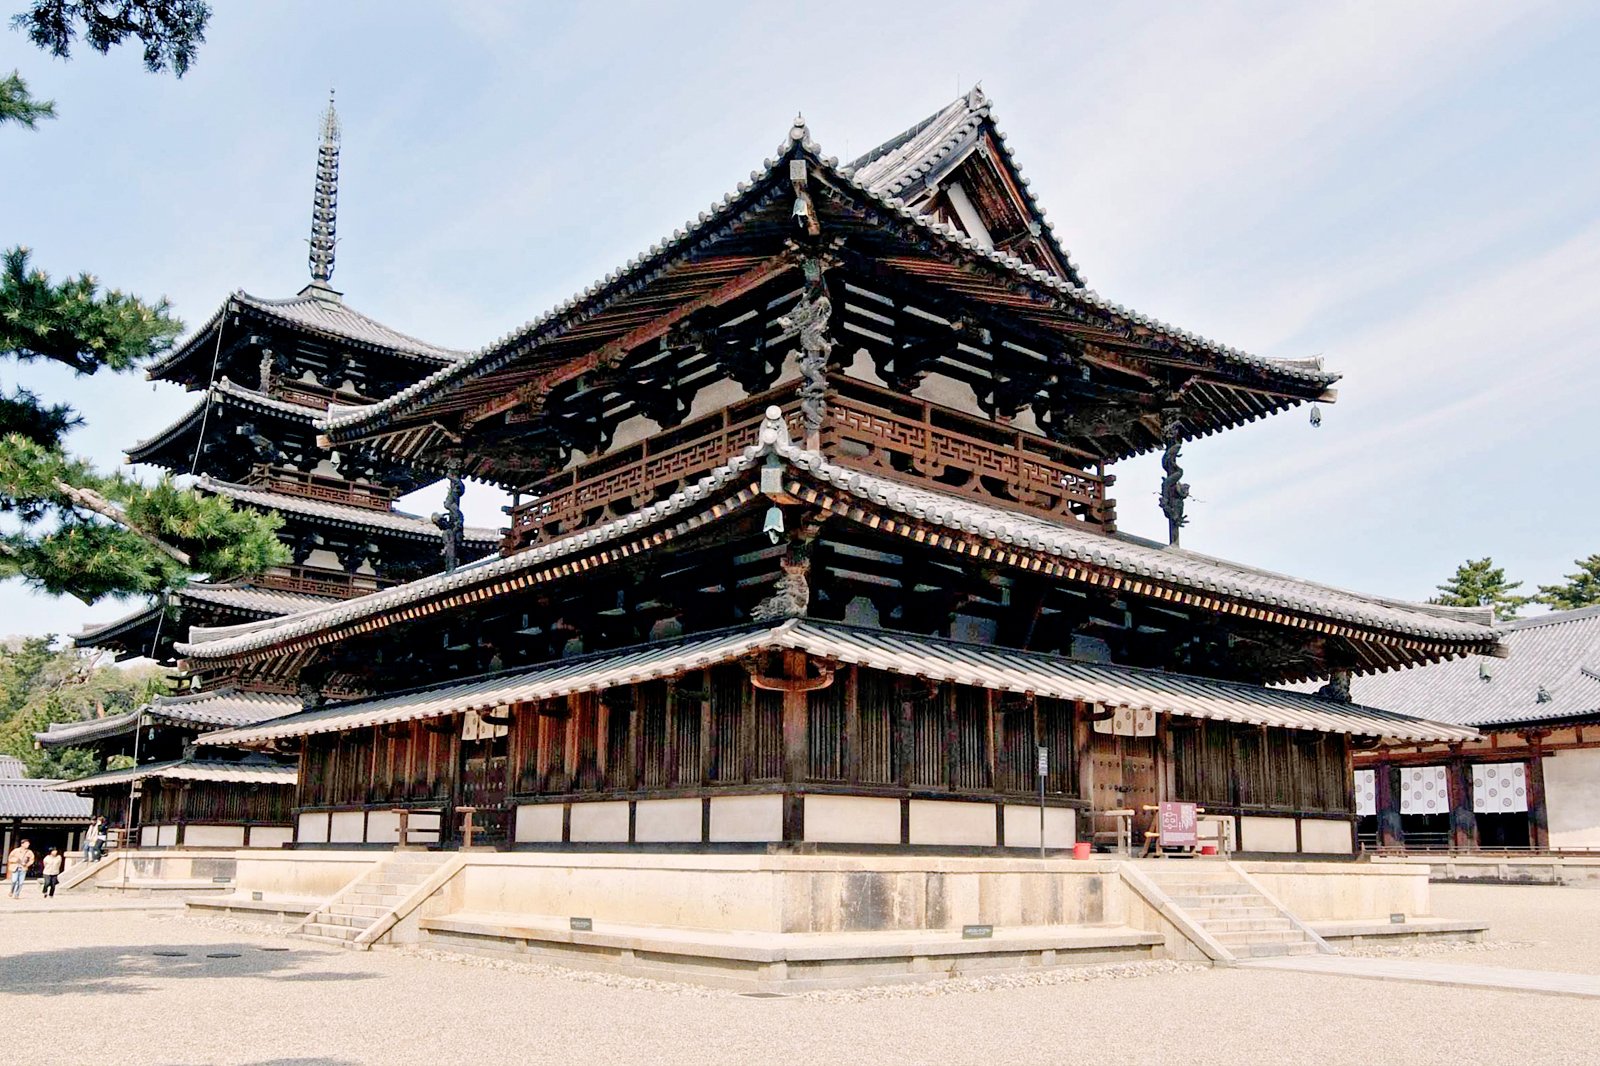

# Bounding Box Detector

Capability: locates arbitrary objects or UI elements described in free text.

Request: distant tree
[2,2,286,603]
[1431,557,1531,620]
[0,636,169,778]
[1536,554,1600,611]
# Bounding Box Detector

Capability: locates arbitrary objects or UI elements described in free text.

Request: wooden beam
[462,255,800,429]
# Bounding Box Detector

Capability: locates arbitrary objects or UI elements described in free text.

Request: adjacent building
[1350,606,1600,852]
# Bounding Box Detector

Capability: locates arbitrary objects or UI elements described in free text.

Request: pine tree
[1536,554,1600,611]
[3,2,286,603]
[1430,557,1531,621]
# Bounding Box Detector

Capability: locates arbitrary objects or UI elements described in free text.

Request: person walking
[6,839,34,899]
[40,848,63,898]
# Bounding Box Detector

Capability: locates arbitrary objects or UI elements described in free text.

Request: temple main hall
[153,88,1501,858]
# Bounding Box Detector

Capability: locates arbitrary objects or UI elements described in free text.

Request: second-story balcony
[502,375,1116,553]
[244,464,399,512]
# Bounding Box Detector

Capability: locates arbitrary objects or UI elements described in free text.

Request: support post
[1524,733,1550,851]
[1446,749,1476,852]
[781,649,808,842]
[1375,757,1404,851]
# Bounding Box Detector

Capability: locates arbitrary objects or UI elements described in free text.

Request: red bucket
[1200,845,1218,856]
[1072,842,1092,860]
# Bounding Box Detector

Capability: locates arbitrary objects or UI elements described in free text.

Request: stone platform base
[181,851,1482,988]
[419,912,1160,991]
[1374,855,1600,887]
[1310,918,1488,946]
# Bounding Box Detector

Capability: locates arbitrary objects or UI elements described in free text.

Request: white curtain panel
[1400,765,1448,815]
[1354,769,1377,817]
[1472,763,1529,813]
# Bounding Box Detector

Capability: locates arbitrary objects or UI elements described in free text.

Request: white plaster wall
[609,413,662,451]
[248,827,294,849]
[912,372,983,418]
[1002,805,1075,849]
[407,811,442,846]
[183,825,245,848]
[805,795,901,844]
[1240,816,1297,853]
[328,811,365,844]
[1545,747,1600,847]
[514,804,564,844]
[365,811,401,845]
[1300,819,1354,854]
[155,824,177,847]
[685,377,749,421]
[139,826,159,847]
[296,812,329,844]
[569,801,630,843]
[709,795,782,843]
[840,348,887,387]
[908,800,997,846]
[303,548,341,571]
[634,798,702,843]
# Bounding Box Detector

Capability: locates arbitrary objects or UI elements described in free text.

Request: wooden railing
[266,379,372,412]
[253,564,400,600]
[503,385,803,551]
[502,374,1115,553]
[245,464,398,511]
[823,376,1115,529]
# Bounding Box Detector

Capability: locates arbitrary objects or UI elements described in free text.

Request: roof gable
[847,87,1082,285]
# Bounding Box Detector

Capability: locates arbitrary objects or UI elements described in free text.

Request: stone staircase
[294,853,453,949]
[1141,865,1325,959]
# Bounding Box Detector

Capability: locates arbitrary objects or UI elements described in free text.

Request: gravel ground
[3,884,1598,1066]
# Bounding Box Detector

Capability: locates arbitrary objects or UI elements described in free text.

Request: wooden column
[1524,732,1550,851]
[698,678,714,787]
[1375,757,1404,850]
[629,688,643,791]
[780,649,809,842]
[1446,748,1476,852]
[1074,701,1094,806]
[842,666,860,785]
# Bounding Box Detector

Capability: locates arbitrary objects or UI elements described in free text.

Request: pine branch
[51,477,191,566]
[0,70,56,128]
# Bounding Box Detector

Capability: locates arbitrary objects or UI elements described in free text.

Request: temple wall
[183,825,246,848]
[1545,747,1600,848]
[1241,861,1432,921]
[709,796,783,842]
[804,796,899,844]
[1298,818,1355,855]
[1239,815,1298,854]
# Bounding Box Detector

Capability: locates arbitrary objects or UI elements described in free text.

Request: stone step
[318,913,373,929]
[1213,929,1311,946]
[379,869,435,886]
[301,922,360,941]
[357,882,417,897]
[1154,881,1254,894]
[1199,918,1299,934]
[1167,890,1265,904]
[294,932,357,949]
[1230,941,1319,959]
[344,893,406,908]
[326,903,391,919]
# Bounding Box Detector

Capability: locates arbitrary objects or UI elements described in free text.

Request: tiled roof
[175,409,1498,666]
[0,755,25,778]
[0,778,92,820]
[46,757,296,792]
[319,118,1336,455]
[150,286,466,380]
[177,584,341,617]
[1334,606,1600,727]
[195,619,1476,748]
[34,689,301,747]
[195,477,499,545]
[74,585,335,652]
[126,379,318,465]
[33,710,140,747]
[844,86,1084,285]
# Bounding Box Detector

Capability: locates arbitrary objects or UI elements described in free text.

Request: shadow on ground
[0,942,380,996]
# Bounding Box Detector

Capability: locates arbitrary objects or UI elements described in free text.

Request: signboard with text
[1159,801,1198,847]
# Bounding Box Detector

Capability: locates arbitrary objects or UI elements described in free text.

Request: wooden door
[1089,731,1161,842]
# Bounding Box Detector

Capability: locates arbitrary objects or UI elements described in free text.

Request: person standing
[6,839,34,899]
[40,848,63,898]
[84,817,106,863]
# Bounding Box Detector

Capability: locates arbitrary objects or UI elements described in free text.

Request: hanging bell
[1308,404,1322,427]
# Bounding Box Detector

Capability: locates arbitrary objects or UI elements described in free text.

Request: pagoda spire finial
[308,90,340,286]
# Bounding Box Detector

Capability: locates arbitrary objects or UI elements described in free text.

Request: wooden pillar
[1074,701,1094,806]
[984,689,999,793]
[1446,748,1476,852]
[1375,757,1404,850]
[562,697,580,791]
[1524,732,1550,851]
[698,678,714,787]
[629,687,643,790]
[842,666,860,785]
[781,649,808,842]
[595,698,611,785]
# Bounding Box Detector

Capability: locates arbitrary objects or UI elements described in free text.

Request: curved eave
[321,134,1334,466]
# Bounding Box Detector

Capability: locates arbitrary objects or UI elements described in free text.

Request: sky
[2,0,1598,640]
